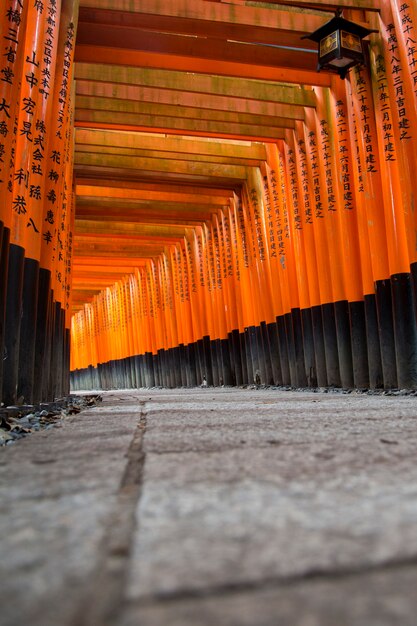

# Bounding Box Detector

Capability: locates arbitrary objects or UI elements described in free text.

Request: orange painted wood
[0,0,28,229]
[75,83,307,122]
[78,0,328,41]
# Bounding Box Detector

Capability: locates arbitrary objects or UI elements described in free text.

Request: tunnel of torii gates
[1,0,417,404]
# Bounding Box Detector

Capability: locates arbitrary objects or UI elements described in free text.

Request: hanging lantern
[302,11,377,79]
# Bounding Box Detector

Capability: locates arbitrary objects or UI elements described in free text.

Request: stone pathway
[1,388,417,626]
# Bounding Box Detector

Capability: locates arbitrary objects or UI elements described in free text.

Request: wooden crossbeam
[75,108,288,141]
[79,0,332,41]
[75,95,298,130]
[76,179,234,195]
[74,165,242,187]
[74,152,248,180]
[74,237,181,254]
[75,220,188,238]
[74,64,317,106]
[72,274,133,282]
[73,255,147,263]
[76,200,216,225]
[232,0,380,11]
[74,123,285,145]
[77,213,212,226]
[75,145,263,168]
[76,24,318,73]
[75,130,268,159]
[74,48,330,86]
[75,185,232,204]
[75,81,307,120]
[75,199,223,215]
[74,151,246,181]
[73,256,148,268]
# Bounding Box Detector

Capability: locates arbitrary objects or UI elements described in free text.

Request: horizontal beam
[76,206,214,222]
[74,234,185,245]
[72,266,136,274]
[75,220,188,237]
[75,81,307,120]
[73,239,179,253]
[77,216,209,227]
[74,152,248,179]
[76,179,234,196]
[75,95,298,129]
[75,130,268,159]
[76,185,231,204]
[74,123,284,146]
[75,110,287,141]
[78,0,331,41]
[237,0,380,11]
[76,24,318,73]
[74,64,323,100]
[76,199,223,213]
[75,44,330,86]
[75,145,262,168]
[72,275,134,284]
[75,165,240,187]
[73,256,148,266]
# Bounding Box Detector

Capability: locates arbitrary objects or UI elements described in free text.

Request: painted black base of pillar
[51,301,65,400]
[311,305,327,388]
[321,303,341,387]
[229,330,242,386]
[2,244,25,406]
[364,294,384,389]
[276,316,291,386]
[242,328,252,384]
[255,324,269,385]
[248,325,260,384]
[186,343,198,387]
[240,331,249,384]
[266,322,282,386]
[375,279,397,389]
[0,224,10,399]
[391,273,417,389]
[220,337,233,386]
[334,300,354,389]
[349,300,369,389]
[292,308,307,387]
[283,313,295,385]
[202,335,213,385]
[210,339,220,386]
[17,257,39,404]
[301,308,317,387]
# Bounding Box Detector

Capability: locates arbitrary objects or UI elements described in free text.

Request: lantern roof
[302,15,377,43]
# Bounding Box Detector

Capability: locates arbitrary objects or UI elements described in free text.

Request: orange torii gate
[2,0,417,402]
[0,0,77,404]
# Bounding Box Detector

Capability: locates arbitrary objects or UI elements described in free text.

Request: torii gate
[1,0,417,404]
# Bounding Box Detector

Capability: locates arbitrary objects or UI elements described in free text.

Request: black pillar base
[349,300,369,389]
[375,279,397,389]
[311,305,328,388]
[334,300,354,389]
[321,303,341,387]
[391,273,417,389]
[2,244,25,406]
[301,308,317,388]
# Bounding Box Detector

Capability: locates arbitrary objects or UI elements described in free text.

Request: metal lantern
[303,11,377,79]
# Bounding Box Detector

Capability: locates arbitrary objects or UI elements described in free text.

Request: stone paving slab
[0,393,142,626]
[1,388,417,626]
[124,389,417,624]
[120,564,417,626]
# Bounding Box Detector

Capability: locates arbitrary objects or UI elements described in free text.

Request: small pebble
[0,395,102,446]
